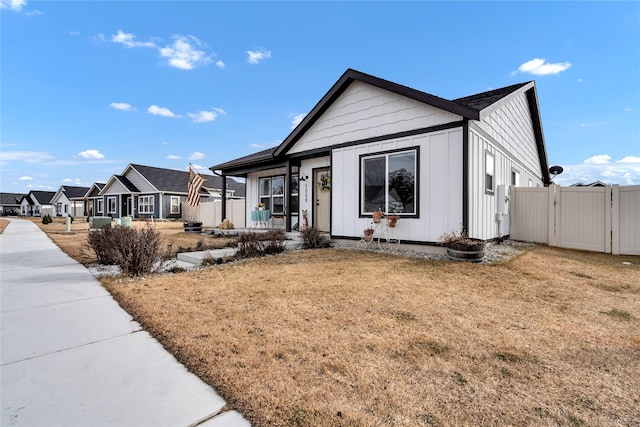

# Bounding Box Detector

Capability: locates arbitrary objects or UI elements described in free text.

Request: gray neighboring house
[51,185,91,217]
[85,183,106,216]
[20,191,56,217]
[99,164,245,219]
[0,193,25,215]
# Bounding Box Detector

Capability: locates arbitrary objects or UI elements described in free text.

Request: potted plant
[372,209,383,223]
[363,226,375,242]
[387,214,399,228]
[438,228,486,262]
[256,202,265,211]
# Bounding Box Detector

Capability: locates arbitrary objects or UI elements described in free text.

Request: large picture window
[138,195,154,214]
[361,149,417,215]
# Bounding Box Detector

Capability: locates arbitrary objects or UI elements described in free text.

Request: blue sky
[1,1,639,193]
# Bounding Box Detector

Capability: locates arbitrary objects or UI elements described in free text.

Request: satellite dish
[549,165,564,177]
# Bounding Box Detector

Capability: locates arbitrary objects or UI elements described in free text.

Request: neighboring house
[85,183,106,217]
[51,185,91,217]
[0,192,25,215]
[20,191,56,217]
[570,181,607,187]
[98,164,245,219]
[210,68,550,243]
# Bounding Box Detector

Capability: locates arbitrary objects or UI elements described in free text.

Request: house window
[170,196,180,214]
[290,174,299,218]
[258,176,285,215]
[107,197,117,214]
[361,149,417,215]
[485,151,495,194]
[138,195,154,214]
[511,169,520,186]
[97,199,104,214]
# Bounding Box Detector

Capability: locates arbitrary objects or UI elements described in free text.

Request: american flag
[186,165,206,207]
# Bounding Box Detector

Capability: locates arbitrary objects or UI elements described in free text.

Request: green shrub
[87,224,161,276]
[300,227,331,249]
[42,214,52,224]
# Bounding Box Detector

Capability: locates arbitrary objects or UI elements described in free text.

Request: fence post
[611,185,620,255]
[547,185,557,246]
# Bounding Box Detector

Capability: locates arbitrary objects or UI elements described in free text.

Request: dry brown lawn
[24,216,235,264]
[0,218,9,234]
[99,246,640,427]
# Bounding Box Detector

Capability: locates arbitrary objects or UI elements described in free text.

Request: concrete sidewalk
[1,218,250,427]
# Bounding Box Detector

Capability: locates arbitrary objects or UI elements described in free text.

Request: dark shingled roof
[129,164,245,197]
[0,192,25,205]
[29,191,56,204]
[209,147,278,172]
[114,175,140,193]
[452,82,530,111]
[62,185,91,199]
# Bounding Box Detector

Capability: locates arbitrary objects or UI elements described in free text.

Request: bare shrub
[87,225,161,276]
[236,230,287,259]
[300,227,331,249]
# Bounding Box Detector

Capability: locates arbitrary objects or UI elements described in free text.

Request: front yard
[101,246,639,426]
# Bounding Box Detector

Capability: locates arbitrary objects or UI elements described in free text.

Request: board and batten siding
[287,81,463,155]
[332,129,463,243]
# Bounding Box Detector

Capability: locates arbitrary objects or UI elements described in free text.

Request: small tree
[42,214,52,224]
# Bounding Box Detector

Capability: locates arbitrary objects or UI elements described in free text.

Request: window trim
[138,195,155,215]
[170,196,181,214]
[359,146,419,218]
[511,168,520,187]
[96,199,104,214]
[485,151,495,195]
[107,196,117,214]
[258,176,287,215]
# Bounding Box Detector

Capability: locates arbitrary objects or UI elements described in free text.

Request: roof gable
[0,192,25,205]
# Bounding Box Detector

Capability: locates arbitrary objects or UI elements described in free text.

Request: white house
[20,191,56,217]
[50,185,91,217]
[210,69,550,243]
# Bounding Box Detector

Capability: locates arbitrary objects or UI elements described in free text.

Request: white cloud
[577,78,584,83]
[159,35,211,70]
[78,149,105,160]
[112,30,156,48]
[0,0,26,11]
[167,155,181,160]
[246,49,271,64]
[216,60,225,69]
[25,8,40,15]
[290,113,306,129]
[187,107,226,123]
[584,154,611,164]
[624,107,631,112]
[0,151,53,164]
[63,178,82,184]
[617,156,640,164]
[19,176,33,181]
[147,105,177,117]
[553,154,640,186]
[513,58,571,76]
[109,102,135,111]
[189,151,205,160]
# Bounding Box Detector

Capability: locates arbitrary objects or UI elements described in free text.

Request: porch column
[221,174,227,222]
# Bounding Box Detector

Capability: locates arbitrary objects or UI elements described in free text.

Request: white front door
[314,168,330,232]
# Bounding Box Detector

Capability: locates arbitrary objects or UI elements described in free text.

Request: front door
[127,197,134,217]
[314,168,330,232]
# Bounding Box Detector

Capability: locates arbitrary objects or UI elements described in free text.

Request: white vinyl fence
[510,185,640,255]
[182,199,246,228]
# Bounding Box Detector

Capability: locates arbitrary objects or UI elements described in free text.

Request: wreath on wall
[318,174,331,191]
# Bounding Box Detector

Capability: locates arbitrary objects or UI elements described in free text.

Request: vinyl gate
[510,185,640,255]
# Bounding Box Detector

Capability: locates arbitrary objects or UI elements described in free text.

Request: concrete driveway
[1,218,250,426]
